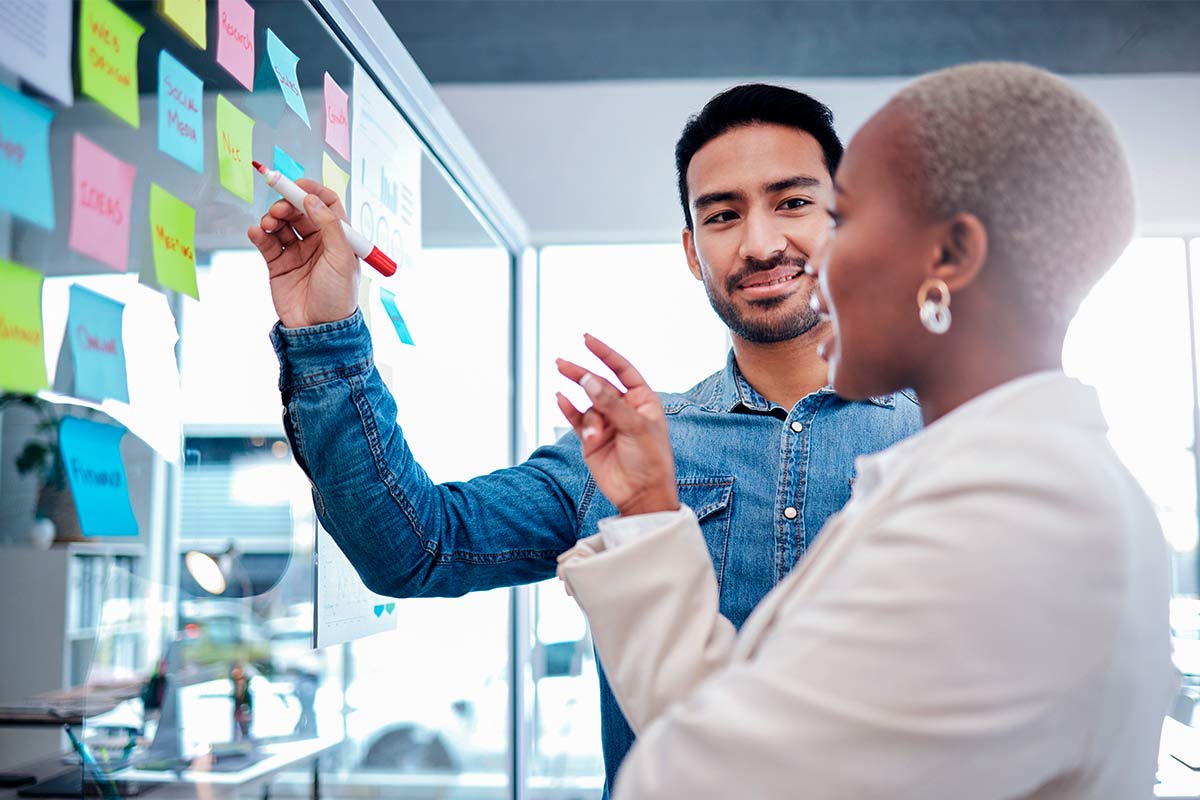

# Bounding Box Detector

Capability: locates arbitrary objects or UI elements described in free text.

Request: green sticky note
[0,259,49,396]
[159,0,206,49]
[150,184,199,299]
[216,94,255,203]
[79,0,145,128]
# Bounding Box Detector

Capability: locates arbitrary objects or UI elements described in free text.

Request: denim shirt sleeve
[270,309,588,598]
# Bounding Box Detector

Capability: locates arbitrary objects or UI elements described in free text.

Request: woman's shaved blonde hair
[890,62,1135,328]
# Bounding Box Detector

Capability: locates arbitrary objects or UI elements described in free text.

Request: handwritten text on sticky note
[157,50,204,173]
[216,94,255,203]
[79,0,145,128]
[266,29,309,127]
[216,0,254,91]
[150,184,199,299]
[0,259,48,396]
[324,73,350,159]
[0,85,55,230]
[68,134,136,272]
[68,284,129,404]
[59,417,139,538]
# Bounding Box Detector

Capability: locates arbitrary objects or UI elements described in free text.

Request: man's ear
[931,212,988,292]
[682,226,703,281]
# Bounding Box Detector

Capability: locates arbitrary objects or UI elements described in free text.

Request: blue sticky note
[266,29,310,128]
[379,288,415,346]
[68,284,129,404]
[59,417,138,538]
[273,145,304,182]
[157,50,204,173]
[0,85,55,230]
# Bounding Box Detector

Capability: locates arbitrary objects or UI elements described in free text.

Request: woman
[554,62,1176,799]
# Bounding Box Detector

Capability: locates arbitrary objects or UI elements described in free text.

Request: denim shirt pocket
[677,476,736,591]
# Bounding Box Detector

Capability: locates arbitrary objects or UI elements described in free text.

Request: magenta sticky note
[216,0,255,91]
[68,134,136,272]
[324,73,350,160]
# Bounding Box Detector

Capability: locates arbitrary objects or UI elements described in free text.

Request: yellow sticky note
[322,152,349,210]
[0,259,48,396]
[79,0,145,128]
[160,0,206,49]
[216,94,255,203]
[150,184,198,299]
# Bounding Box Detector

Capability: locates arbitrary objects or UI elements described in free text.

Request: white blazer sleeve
[557,506,737,734]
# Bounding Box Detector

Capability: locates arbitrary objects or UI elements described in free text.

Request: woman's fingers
[583,334,650,393]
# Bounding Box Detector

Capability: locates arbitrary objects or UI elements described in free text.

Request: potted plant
[0,392,90,544]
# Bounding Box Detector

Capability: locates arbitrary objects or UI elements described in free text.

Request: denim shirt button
[783,506,799,520]
[790,421,804,433]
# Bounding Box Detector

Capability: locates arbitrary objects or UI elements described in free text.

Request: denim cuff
[270,308,374,393]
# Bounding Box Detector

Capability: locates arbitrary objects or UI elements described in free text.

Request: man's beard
[702,255,822,344]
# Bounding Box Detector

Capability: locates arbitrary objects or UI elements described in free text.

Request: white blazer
[559,372,1176,800]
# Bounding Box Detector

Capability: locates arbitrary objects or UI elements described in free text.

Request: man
[247,83,922,790]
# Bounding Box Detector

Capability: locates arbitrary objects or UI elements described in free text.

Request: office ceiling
[375,0,1200,83]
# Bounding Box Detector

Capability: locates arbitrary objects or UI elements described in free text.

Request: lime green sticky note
[216,94,255,203]
[159,0,206,49]
[322,152,349,210]
[0,259,49,396]
[150,184,199,299]
[79,0,145,128]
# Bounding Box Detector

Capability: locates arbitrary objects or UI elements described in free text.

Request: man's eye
[704,211,738,225]
[780,198,811,211]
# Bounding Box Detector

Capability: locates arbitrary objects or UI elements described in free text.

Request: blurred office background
[1,1,1199,798]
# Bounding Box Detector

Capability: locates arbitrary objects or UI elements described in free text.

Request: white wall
[437,74,1200,245]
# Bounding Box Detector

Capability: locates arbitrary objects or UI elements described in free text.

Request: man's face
[682,123,833,344]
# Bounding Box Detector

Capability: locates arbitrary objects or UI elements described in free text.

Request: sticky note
[159,0,206,49]
[265,29,309,127]
[0,85,55,230]
[324,73,350,160]
[79,0,145,128]
[216,94,255,203]
[216,0,255,91]
[68,134,136,272]
[67,284,129,404]
[0,259,48,395]
[150,184,198,299]
[157,51,204,173]
[59,417,138,538]
[322,152,349,209]
[273,145,304,182]
[379,288,415,346]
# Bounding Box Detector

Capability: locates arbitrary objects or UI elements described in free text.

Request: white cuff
[598,507,692,549]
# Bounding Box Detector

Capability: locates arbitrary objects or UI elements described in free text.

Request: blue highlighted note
[380,288,415,346]
[273,145,304,182]
[68,284,129,404]
[0,85,55,230]
[266,29,310,128]
[158,50,204,173]
[59,417,138,538]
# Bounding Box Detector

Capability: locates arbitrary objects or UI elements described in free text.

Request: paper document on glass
[314,521,397,648]
[0,0,73,106]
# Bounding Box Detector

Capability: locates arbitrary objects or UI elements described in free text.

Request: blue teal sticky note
[157,50,204,173]
[379,288,415,346]
[265,29,310,128]
[0,84,55,230]
[273,145,304,182]
[59,417,138,537]
[68,284,129,404]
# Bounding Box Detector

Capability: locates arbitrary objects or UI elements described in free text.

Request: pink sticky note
[68,134,136,272]
[216,0,255,91]
[323,73,350,160]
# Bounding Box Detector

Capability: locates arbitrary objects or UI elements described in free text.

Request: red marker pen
[252,160,397,277]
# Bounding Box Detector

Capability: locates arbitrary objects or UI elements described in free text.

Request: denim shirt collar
[710,350,895,413]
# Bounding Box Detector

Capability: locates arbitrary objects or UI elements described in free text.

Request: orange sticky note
[68,134,136,272]
[324,73,349,160]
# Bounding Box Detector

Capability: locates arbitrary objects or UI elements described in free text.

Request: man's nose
[738,212,787,262]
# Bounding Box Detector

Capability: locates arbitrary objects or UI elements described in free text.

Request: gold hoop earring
[917,278,952,335]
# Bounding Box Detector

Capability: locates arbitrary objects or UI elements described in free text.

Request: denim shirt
[271,309,922,793]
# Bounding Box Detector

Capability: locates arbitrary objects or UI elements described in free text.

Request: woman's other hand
[556,335,679,517]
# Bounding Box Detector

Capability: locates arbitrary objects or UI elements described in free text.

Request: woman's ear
[932,212,988,292]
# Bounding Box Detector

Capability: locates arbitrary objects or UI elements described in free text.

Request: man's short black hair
[675,84,843,230]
